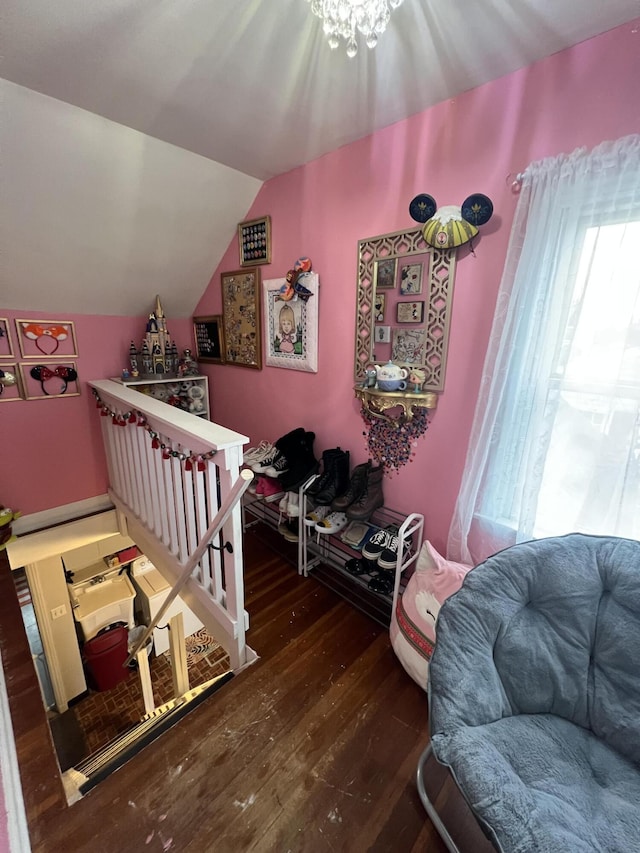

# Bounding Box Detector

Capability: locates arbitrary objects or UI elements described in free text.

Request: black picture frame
[193,315,225,364]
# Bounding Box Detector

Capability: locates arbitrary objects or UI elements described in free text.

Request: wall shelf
[354,385,437,424]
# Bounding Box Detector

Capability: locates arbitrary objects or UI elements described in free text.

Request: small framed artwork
[15,319,78,359]
[0,365,24,403]
[0,319,14,359]
[375,325,391,343]
[397,301,425,323]
[374,293,386,323]
[20,361,80,399]
[193,315,225,364]
[263,274,319,372]
[373,258,397,290]
[238,215,271,267]
[399,262,423,295]
[221,269,262,369]
[391,328,427,365]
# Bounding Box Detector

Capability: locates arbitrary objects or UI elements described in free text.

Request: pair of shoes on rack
[277,518,299,543]
[331,461,384,522]
[255,476,284,503]
[303,505,330,528]
[306,448,350,506]
[315,512,349,535]
[362,526,403,570]
[254,428,319,492]
[278,492,300,517]
[243,440,275,468]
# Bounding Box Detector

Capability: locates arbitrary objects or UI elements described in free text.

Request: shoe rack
[300,481,424,628]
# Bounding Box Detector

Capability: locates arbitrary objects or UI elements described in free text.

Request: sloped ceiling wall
[0,79,263,318]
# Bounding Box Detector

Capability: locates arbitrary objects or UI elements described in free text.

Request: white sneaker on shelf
[304,505,331,528]
[278,493,289,514]
[243,440,274,466]
[315,512,348,535]
[287,492,300,517]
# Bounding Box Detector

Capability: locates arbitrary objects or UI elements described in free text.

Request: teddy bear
[0,505,21,551]
[187,384,205,414]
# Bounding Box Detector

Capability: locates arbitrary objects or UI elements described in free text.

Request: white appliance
[130,557,203,655]
[69,565,136,641]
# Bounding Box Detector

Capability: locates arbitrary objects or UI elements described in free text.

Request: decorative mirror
[354,227,456,392]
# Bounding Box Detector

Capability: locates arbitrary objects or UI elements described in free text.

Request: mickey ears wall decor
[21,362,80,399]
[409,193,494,250]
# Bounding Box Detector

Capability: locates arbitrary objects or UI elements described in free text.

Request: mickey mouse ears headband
[409,193,494,249]
[30,364,78,395]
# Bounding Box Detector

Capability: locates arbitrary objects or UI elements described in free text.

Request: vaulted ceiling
[2,0,638,316]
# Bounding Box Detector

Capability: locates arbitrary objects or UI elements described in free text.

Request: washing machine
[130,557,203,655]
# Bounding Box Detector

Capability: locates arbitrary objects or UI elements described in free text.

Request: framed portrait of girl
[262,274,319,372]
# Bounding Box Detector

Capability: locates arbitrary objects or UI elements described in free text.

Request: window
[448,135,640,564]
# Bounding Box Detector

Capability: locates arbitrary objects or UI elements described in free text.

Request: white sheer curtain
[448,134,640,565]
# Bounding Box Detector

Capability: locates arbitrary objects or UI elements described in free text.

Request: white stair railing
[89,379,256,672]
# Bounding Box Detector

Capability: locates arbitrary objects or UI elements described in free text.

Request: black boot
[345,464,384,521]
[314,449,350,505]
[307,448,344,496]
[331,461,371,511]
[278,431,319,491]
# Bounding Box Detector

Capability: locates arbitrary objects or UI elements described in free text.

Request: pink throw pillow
[390,541,472,690]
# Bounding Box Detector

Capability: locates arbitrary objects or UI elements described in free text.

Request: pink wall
[2,21,638,551]
[195,20,640,555]
[0,310,193,516]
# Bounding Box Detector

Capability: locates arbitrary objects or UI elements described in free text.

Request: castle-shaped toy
[128,295,179,379]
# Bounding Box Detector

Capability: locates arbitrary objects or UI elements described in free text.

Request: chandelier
[307,0,405,58]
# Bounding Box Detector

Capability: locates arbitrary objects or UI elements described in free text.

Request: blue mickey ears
[409,192,494,227]
[409,194,437,223]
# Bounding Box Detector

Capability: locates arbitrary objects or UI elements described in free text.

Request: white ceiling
[4,0,639,181]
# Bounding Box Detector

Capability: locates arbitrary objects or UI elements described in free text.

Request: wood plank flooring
[1,525,495,853]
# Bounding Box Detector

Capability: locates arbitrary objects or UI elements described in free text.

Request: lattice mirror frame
[354,227,456,391]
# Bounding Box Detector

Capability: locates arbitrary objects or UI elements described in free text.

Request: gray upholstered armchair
[417,534,640,853]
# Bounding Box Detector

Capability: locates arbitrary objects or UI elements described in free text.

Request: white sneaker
[315,512,348,535]
[304,505,331,528]
[243,440,273,466]
[278,493,289,514]
[287,492,300,517]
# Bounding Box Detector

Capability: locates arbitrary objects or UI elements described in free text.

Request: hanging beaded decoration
[360,406,429,474]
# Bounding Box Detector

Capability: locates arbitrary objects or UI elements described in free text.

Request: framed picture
[263,273,319,372]
[399,262,423,295]
[0,364,24,402]
[397,301,425,323]
[221,269,262,369]
[15,319,78,359]
[0,319,14,359]
[20,361,80,399]
[391,328,427,365]
[373,258,397,290]
[238,215,271,267]
[374,325,391,343]
[193,315,225,364]
[374,293,386,323]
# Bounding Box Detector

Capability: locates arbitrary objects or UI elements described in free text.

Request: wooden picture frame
[20,361,80,399]
[374,293,386,322]
[0,364,24,402]
[263,273,319,373]
[238,215,271,267]
[193,315,225,364]
[397,301,425,323]
[221,269,262,369]
[373,257,397,290]
[15,319,78,359]
[0,319,14,359]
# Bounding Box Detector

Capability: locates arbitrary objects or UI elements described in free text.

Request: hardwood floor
[1,525,494,853]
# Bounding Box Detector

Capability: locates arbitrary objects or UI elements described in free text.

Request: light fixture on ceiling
[307,0,404,58]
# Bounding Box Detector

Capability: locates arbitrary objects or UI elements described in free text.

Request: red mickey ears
[30,365,78,394]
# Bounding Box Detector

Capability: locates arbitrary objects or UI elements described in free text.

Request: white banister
[89,379,257,673]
